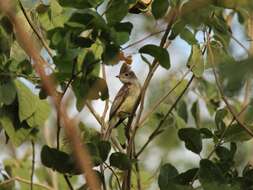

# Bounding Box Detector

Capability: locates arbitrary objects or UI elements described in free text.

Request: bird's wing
[109,85,129,120]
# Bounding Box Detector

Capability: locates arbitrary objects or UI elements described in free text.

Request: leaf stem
[31,140,35,190]
[63,175,74,190]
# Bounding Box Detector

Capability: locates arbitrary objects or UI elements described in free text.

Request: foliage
[0,0,253,190]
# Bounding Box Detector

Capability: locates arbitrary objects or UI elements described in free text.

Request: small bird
[104,63,141,140]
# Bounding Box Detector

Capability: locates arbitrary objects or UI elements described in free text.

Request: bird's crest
[120,63,131,74]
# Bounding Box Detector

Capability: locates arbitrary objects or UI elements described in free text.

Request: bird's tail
[104,117,119,140]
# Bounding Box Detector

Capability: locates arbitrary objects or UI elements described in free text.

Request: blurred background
[1,0,253,189]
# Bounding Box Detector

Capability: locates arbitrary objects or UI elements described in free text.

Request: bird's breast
[118,84,141,114]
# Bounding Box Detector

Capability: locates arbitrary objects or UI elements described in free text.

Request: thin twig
[31,140,35,190]
[104,162,122,190]
[243,79,251,108]
[86,101,105,128]
[63,175,74,190]
[17,0,53,58]
[138,69,191,127]
[0,176,54,190]
[133,143,141,190]
[207,34,253,138]
[57,60,78,150]
[136,75,194,157]
[122,29,167,50]
[0,2,101,189]
[102,64,109,123]
[230,34,251,55]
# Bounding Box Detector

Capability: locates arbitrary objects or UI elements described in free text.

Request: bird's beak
[116,75,119,78]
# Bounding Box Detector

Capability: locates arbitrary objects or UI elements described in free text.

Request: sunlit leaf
[26,99,51,128]
[187,45,204,78]
[0,79,16,105]
[15,80,37,122]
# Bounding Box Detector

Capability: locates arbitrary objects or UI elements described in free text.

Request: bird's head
[116,63,139,84]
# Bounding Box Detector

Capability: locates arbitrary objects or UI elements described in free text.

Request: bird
[104,63,141,140]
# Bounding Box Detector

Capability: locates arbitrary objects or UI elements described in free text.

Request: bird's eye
[125,73,129,76]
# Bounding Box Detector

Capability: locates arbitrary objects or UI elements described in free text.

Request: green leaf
[187,45,204,78]
[59,0,103,9]
[68,9,107,30]
[169,19,186,40]
[26,100,51,128]
[215,108,228,130]
[97,141,111,162]
[41,145,81,175]
[224,123,253,142]
[112,22,133,45]
[152,0,169,19]
[215,144,236,161]
[191,101,200,128]
[199,128,213,139]
[175,114,187,129]
[178,128,202,154]
[0,112,31,146]
[139,44,170,69]
[0,79,16,105]
[73,76,108,110]
[181,0,214,28]
[106,1,128,25]
[199,159,227,190]
[218,58,253,96]
[72,37,94,48]
[180,28,198,45]
[89,77,109,100]
[174,168,198,185]
[86,142,102,166]
[244,100,253,125]
[158,163,178,190]
[102,44,120,64]
[109,152,131,170]
[0,25,11,55]
[15,80,37,122]
[177,101,188,122]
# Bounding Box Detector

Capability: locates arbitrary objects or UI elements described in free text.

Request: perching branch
[122,8,178,190]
